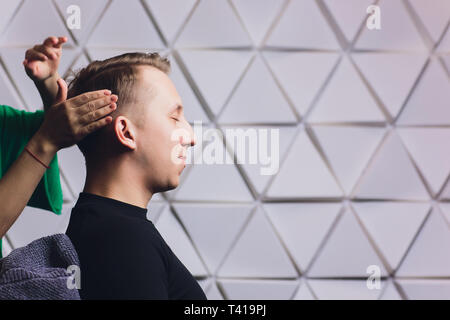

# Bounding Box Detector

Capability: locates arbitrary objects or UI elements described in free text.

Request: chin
[153,176,179,193]
[166,176,180,191]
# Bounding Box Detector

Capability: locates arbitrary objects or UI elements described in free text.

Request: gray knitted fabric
[0,233,81,300]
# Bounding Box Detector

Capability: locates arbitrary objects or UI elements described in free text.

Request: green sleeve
[0,104,63,215]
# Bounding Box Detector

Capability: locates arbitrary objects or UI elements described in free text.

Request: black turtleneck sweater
[65,192,207,300]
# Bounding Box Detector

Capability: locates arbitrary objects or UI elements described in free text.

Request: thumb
[55,78,68,104]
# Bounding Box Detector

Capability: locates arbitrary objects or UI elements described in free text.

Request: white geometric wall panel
[1,0,450,299]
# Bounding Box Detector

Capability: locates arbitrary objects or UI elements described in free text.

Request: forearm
[34,73,60,111]
[0,131,57,238]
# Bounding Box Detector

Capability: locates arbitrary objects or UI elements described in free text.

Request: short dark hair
[67,52,171,161]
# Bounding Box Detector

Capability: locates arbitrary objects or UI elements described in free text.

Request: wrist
[33,72,60,86]
[28,129,59,157]
[34,72,60,108]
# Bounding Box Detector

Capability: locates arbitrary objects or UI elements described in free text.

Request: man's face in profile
[131,65,195,193]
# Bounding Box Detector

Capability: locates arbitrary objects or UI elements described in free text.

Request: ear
[114,116,137,150]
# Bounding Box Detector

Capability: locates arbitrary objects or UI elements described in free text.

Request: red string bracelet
[24,146,50,169]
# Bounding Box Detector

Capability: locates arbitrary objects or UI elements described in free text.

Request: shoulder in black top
[65,192,207,300]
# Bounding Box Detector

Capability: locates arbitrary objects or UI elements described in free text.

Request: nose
[181,121,196,147]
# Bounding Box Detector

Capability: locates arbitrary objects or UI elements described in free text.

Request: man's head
[67,52,196,194]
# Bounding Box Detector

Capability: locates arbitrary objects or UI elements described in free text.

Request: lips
[178,156,187,167]
[178,148,187,168]
[177,156,186,173]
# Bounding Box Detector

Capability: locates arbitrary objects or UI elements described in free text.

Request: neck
[82,156,152,209]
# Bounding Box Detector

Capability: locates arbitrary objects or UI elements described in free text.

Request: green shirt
[0,104,63,258]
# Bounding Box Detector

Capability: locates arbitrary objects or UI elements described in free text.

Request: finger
[34,44,57,60]
[76,94,118,116]
[25,49,47,61]
[54,36,68,48]
[78,103,116,126]
[79,116,113,138]
[55,78,68,104]
[70,89,113,107]
[43,36,58,47]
